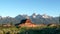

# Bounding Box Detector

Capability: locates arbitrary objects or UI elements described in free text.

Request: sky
[0,0,60,17]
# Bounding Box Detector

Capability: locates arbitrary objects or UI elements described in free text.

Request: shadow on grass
[20,27,60,34]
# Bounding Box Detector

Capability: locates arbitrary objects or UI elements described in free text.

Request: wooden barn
[15,19,36,27]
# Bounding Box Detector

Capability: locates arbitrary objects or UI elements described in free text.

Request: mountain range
[0,13,59,24]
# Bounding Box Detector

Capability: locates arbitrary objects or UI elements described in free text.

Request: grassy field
[0,25,60,34]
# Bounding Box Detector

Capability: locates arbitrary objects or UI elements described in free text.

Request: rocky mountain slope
[0,13,59,24]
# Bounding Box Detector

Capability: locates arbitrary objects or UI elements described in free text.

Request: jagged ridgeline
[0,13,59,24]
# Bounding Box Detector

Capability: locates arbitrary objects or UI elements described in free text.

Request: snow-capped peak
[42,14,49,18]
[32,13,37,18]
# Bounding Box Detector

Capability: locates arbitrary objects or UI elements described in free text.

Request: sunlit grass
[0,25,60,34]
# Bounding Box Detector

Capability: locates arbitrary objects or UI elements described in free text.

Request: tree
[10,22,13,25]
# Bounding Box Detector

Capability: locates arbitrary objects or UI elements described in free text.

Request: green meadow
[0,25,60,34]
